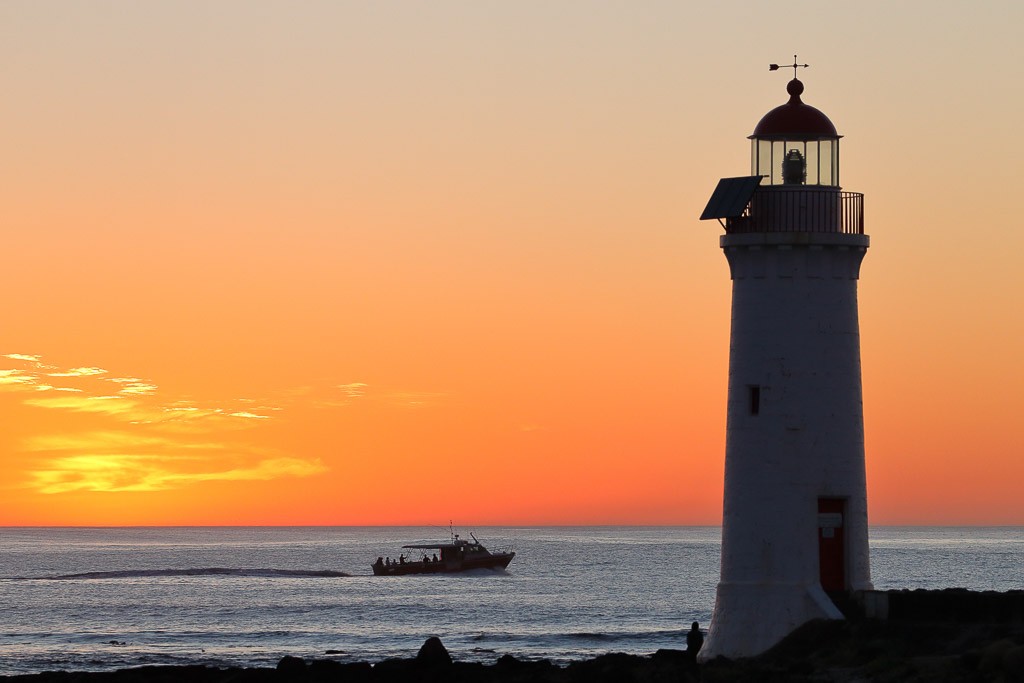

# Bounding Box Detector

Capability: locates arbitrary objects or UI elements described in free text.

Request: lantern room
[750,79,840,187]
[700,73,862,236]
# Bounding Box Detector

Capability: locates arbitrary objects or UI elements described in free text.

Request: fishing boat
[371,532,514,576]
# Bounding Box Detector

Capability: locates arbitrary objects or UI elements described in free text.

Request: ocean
[1,526,1022,675]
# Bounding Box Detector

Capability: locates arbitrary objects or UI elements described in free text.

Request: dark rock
[888,588,1024,624]
[494,654,523,669]
[450,662,488,682]
[652,648,688,663]
[306,659,342,679]
[1004,645,1024,683]
[276,656,307,677]
[567,653,650,683]
[491,657,557,682]
[332,661,372,683]
[372,658,416,681]
[415,637,452,667]
[979,639,1016,678]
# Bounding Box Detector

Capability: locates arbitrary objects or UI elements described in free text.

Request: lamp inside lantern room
[782,149,806,185]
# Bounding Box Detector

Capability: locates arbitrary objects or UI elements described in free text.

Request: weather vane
[769,55,809,79]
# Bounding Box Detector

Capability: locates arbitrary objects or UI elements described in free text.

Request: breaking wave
[16,568,351,580]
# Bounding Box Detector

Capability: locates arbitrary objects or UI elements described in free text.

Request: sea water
[1,526,1022,675]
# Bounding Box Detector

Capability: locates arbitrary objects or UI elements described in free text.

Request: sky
[2,1,1023,526]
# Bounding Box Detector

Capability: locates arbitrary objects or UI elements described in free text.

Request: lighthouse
[698,64,872,660]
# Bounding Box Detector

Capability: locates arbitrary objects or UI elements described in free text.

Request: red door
[817,498,845,592]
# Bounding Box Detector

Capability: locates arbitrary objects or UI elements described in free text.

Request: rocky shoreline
[4,590,1023,683]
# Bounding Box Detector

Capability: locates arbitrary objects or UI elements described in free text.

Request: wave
[471,628,687,645]
[13,568,351,581]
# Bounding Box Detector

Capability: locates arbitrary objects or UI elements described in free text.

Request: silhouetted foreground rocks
[4,590,1023,683]
[1,649,698,683]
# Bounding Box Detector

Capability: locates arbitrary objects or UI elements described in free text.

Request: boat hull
[371,552,514,576]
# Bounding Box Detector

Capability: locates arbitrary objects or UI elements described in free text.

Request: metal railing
[726,189,863,235]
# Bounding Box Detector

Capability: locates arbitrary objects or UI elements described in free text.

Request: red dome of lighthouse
[751,79,838,140]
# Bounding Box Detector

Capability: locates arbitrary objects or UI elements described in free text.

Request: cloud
[23,431,203,453]
[4,354,42,363]
[25,395,140,416]
[338,383,368,398]
[28,454,326,494]
[209,457,326,482]
[47,367,107,378]
[5,353,330,500]
[21,389,272,433]
[109,377,158,396]
[23,429,325,494]
[385,390,447,407]
[313,382,371,408]
[0,369,36,386]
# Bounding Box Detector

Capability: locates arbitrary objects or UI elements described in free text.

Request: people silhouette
[687,621,704,657]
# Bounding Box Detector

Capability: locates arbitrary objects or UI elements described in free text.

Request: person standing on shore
[687,622,704,657]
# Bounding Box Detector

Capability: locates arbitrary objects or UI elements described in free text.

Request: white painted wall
[699,230,872,661]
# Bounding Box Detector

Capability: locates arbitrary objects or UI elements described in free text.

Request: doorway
[817,497,846,592]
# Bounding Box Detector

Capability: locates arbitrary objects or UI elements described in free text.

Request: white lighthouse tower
[698,64,872,660]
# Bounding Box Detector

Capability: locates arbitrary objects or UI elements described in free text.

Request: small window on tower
[749,386,761,415]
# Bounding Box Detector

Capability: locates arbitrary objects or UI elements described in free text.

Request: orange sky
[2,1,1023,525]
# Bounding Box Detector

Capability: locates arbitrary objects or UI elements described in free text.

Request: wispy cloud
[338,382,368,398]
[4,353,42,363]
[315,383,448,409]
[2,354,325,497]
[109,377,158,396]
[23,431,205,453]
[25,395,141,416]
[29,454,326,494]
[0,369,36,386]
[385,390,447,407]
[313,382,370,408]
[3,357,274,432]
[47,367,107,378]
[23,428,325,494]
[3,353,439,501]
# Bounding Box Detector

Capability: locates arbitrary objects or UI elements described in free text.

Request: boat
[371,532,515,576]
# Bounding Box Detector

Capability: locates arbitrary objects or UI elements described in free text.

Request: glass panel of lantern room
[756,139,773,180]
[772,140,786,185]
[806,141,820,185]
[831,140,839,185]
[820,140,835,186]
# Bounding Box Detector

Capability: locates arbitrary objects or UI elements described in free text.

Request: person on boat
[374,557,383,568]
[423,554,429,563]
[433,553,438,562]
[399,554,405,564]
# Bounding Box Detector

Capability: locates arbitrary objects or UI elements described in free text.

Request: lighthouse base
[697,581,844,662]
